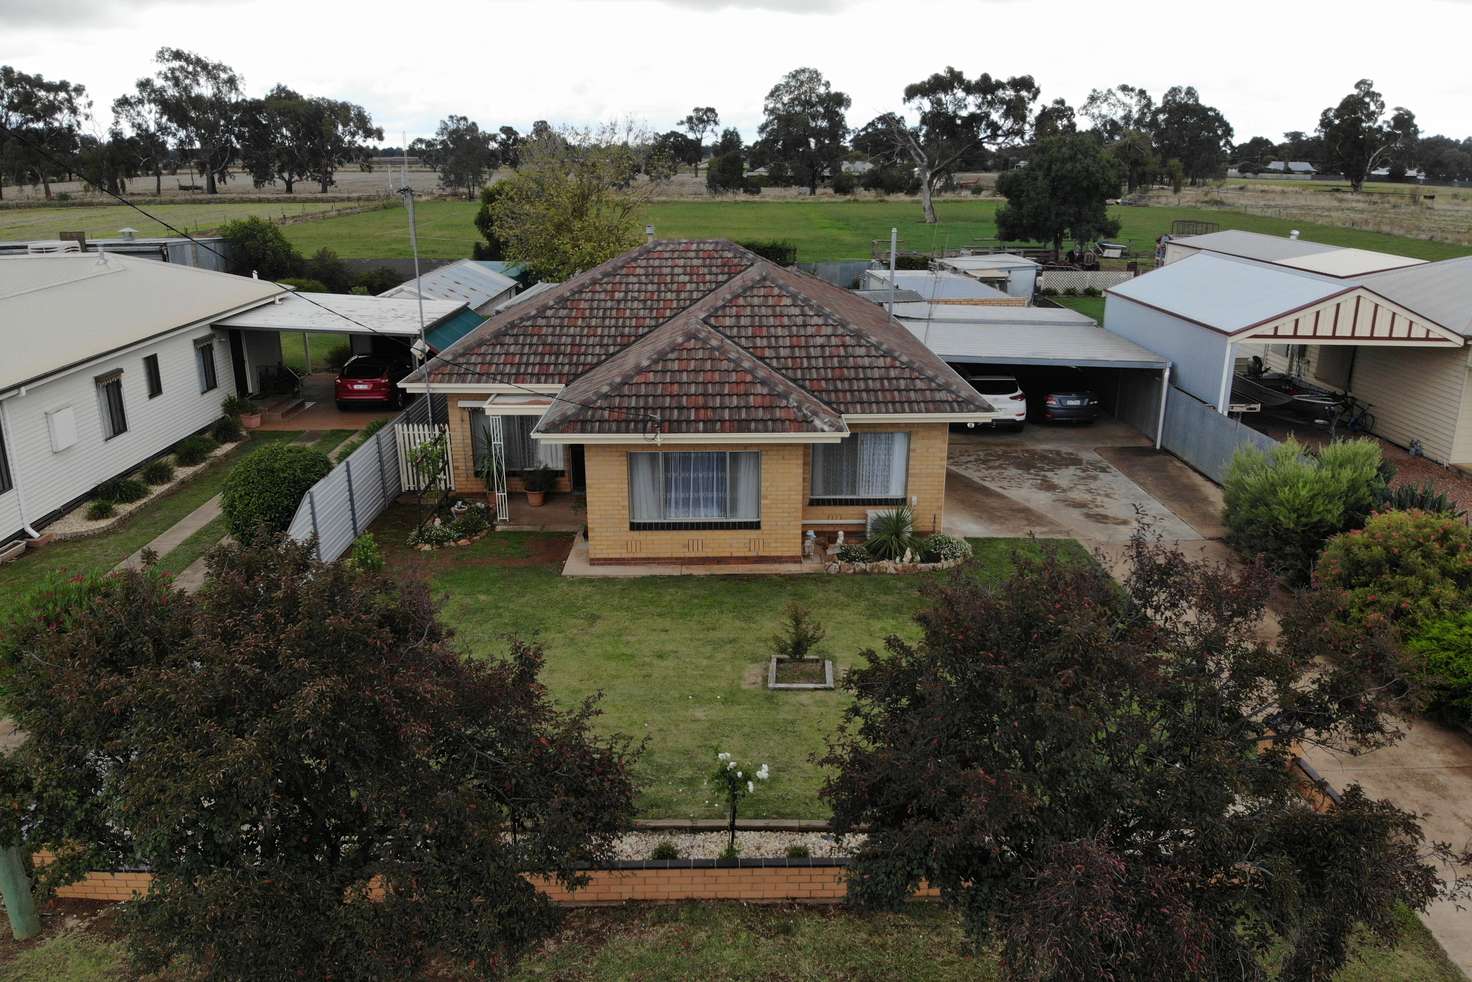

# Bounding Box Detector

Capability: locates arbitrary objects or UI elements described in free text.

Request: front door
[568,444,586,492]
[227,330,250,394]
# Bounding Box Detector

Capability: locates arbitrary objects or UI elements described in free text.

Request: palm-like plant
[865,505,917,561]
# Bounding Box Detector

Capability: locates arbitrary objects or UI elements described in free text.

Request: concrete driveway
[945,419,1222,543]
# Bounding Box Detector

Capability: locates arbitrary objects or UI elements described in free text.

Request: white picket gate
[395,422,453,493]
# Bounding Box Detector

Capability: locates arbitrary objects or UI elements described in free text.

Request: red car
[335,356,409,410]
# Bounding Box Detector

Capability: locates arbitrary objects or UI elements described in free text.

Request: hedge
[221,443,333,543]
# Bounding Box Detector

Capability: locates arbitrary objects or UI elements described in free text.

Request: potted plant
[223,394,262,430]
[522,466,556,508]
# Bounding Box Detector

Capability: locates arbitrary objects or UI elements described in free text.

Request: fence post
[377,429,391,501]
[307,490,322,561]
[345,459,358,535]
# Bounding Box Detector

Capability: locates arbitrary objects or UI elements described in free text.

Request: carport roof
[899,319,1169,370]
[214,292,465,336]
[1109,253,1340,333]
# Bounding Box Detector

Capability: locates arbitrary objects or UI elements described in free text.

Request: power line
[0,123,662,429]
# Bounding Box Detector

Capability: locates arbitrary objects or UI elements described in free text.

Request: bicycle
[1331,395,1376,438]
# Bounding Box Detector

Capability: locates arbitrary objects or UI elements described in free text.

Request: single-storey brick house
[400,240,997,564]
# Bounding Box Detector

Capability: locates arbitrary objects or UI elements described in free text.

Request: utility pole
[886,227,898,317]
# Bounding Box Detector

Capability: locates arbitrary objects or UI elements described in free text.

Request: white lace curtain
[811,432,909,498]
[629,451,760,522]
[470,412,565,471]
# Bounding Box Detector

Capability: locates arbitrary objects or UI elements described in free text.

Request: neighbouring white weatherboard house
[1105,230,1472,465]
[931,253,1040,299]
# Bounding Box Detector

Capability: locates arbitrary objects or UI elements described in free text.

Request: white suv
[966,374,1027,429]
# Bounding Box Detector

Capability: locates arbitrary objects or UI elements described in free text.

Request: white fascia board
[400,382,564,394]
[842,412,1000,423]
[533,431,848,445]
[456,399,551,416]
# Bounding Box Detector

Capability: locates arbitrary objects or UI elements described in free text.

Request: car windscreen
[969,378,1019,395]
[342,361,388,379]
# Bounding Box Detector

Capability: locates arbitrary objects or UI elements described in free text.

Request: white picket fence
[396,422,454,492]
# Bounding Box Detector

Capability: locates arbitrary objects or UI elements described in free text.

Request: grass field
[4,900,1460,981]
[0,200,371,243]
[369,507,1084,818]
[276,197,1472,264]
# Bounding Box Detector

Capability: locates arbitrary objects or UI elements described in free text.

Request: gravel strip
[614,830,864,861]
[46,440,237,538]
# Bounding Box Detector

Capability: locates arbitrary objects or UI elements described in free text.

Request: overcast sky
[5,0,1470,146]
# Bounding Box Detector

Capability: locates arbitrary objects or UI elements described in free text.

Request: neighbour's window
[195,337,218,393]
[628,451,760,529]
[96,371,128,440]
[469,411,566,473]
[144,354,163,398]
[0,419,12,495]
[810,432,909,505]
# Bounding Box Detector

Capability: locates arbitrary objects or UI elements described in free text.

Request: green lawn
[1050,295,1106,322]
[280,331,349,375]
[5,901,1460,982]
[277,197,1472,264]
[0,431,301,624]
[370,505,1082,818]
[0,200,368,242]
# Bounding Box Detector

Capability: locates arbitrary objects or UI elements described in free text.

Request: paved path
[115,497,222,572]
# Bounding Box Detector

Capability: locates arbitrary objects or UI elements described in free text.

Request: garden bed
[825,556,967,575]
[769,657,834,689]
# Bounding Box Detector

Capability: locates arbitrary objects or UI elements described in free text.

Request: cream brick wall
[443,395,572,495]
[800,423,951,535]
[584,442,806,562]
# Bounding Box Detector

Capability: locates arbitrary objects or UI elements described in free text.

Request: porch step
[265,398,314,421]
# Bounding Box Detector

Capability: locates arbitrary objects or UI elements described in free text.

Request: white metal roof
[935,253,1039,272]
[491,280,559,313]
[1109,253,1345,333]
[0,253,284,394]
[892,303,1098,327]
[214,292,463,336]
[901,318,1168,369]
[864,269,1010,301]
[1274,247,1425,277]
[1360,256,1472,337]
[379,259,518,310]
[1168,230,1424,277]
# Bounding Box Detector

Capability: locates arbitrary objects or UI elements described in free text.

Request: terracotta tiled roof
[410,239,994,434]
[538,317,847,435]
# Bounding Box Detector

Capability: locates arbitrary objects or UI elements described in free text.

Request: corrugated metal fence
[286,395,447,562]
[1160,386,1279,484]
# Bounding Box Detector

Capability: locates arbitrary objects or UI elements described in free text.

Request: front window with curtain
[810,431,909,505]
[628,451,761,530]
[469,411,566,473]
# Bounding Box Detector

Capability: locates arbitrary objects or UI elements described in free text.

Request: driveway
[945,419,1219,543]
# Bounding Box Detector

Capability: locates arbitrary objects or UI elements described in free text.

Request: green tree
[1032,97,1076,138]
[490,124,651,279]
[1150,85,1233,184]
[0,65,90,200]
[1234,135,1278,170]
[0,538,638,979]
[1079,83,1153,141]
[147,48,243,194]
[496,125,522,168]
[219,215,303,281]
[473,181,511,260]
[1318,80,1417,191]
[856,67,1038,223]
[1108,128,1157,192]
[680,106,719,171]
[239,85,313,193]
[111,79,175,196]
[995,134,1121,253]
[821,530,1465,980]
[416,115,498,199]
[751,67,850,195]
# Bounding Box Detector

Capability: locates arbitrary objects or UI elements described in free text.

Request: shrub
[1082,286,1102,297]
[522,466,557,494]
[831,171,857,195]
[348,533,384,573]
[174,434,218,467]
[85,500,116,520]
[741,182,762,195]
[221,394,258,417]
[861,164,918,195]
[1062,286,1080,297]
[864,505,918,561]
[211,414,245,444]
[354,266,401,296]
[219,216,302,281]
[771,602,826,662]
[408,521,457,548]
[303,247,353,293]
[650,840,679,861]
[1223,438,1386,585]
[784,844,812,859]
[95,476,148,504]
[325,343,353,370]
[140,459,175,485]
[1407,612,1472,725]
[279,277,329,294]
[1379,480,1465,518]
[221,443,333,543]
[1314,509,1472,632]
[920,533,973,564]
[737,240,799,266]
[836,541,872,564]
[706,152,745,193]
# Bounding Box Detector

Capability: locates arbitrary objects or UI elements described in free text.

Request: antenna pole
[887,227,898,317]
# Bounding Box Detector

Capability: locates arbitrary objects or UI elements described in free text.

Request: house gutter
[1155,363,1172,450]
[0,400,39,539]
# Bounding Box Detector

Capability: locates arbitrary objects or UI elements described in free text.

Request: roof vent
[1289,229,1300,240]
[118,227,138,241]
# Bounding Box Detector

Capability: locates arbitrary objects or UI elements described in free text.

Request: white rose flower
[717,752,730,762]
[747,780,754,794]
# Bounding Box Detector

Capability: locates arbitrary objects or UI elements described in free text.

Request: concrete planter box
[768,657,834,691]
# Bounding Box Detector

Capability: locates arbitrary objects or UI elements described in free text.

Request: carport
[212,292,472,397]
[895,305,1173,446]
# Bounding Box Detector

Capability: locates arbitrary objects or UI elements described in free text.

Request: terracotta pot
[526,490,546,508]
[240,412,263,430]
